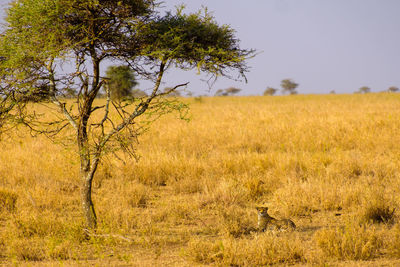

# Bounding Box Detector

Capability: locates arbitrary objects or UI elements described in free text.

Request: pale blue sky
[160,0,400,95]
[1,0,400,95]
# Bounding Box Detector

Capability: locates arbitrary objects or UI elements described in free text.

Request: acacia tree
[0,0,253,229]
[356,86,371,94]
[281,79,298,95]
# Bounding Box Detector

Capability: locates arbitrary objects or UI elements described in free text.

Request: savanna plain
[2,94,400,266]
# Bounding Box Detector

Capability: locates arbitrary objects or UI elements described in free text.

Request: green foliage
[105,66,138,100]
[137,7,253,77]
[281,79,298,95]
[0,0,66,100]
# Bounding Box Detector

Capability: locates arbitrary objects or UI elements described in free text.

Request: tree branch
[156,82,189,97]
[46,59,78,131]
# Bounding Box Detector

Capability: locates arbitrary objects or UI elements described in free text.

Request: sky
[160,0,400,95]
[1,0,400,96]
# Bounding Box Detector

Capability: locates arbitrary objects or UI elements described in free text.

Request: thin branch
[91,105,105,113]
[111,101,126,121]
[92,83,111,135]
[46,59,78,131]
[156,82,189,97]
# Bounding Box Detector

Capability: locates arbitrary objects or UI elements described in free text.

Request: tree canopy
[281,79,298,95]
[0,0,254,229]
[263,87,277,96]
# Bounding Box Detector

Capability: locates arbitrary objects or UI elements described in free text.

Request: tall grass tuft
[314,222,383,260]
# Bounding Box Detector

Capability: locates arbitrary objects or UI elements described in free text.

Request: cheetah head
[256,206,269,216]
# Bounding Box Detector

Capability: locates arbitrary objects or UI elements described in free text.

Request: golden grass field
[2,93,400,266]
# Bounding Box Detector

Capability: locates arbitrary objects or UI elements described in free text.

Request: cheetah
[256,206,296,232]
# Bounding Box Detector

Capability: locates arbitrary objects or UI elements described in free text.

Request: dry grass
[1,93,400,265]
[186,233,305,266]
[314,222,383,261]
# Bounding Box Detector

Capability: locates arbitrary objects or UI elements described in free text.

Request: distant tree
[281,79,298,95]
[329,90,336,94]
[105,66,138,100]
[215,87,241,96]
[356,86,371,94]
[215,89,224,96]
[225,87,241,95]
[263,87,277,96]
[131,89,148,98]
[163,87,182,97]
[64,87,77,99]
[388,86,399,93]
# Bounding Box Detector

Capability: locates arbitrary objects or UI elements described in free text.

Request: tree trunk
[78,96,98,229]
[81,167,97,229]
[78,131,97,230]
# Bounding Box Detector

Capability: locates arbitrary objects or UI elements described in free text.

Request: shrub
[360,205,395,224]
[358,194,396,224]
